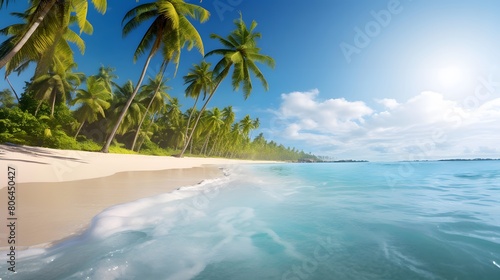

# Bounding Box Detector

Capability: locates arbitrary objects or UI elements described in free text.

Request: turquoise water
[2,161,500,279]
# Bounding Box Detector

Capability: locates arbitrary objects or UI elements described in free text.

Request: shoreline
[0,145,278,249]
[0,144,275,184]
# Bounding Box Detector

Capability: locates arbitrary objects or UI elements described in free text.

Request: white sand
[0,144,277,248]
[0,144,274,184]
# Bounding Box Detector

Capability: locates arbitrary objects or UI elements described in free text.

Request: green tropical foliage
[0,0,107,70]
[71,76,111,138]
[0,5,318,162]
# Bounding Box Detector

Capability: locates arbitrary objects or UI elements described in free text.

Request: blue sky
[2,0,500,160]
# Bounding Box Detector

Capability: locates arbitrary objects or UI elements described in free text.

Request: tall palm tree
[71,76,111,138]
[239,114,257,140]
[0,0,107,70]
[109,81,146,136]
[210,105,235,156]
[183,61,213,147]
[30,58,84,117]
[179,14,275,157]
[131,74,170,151]
[100,0,210,153]
[200,107,223,155]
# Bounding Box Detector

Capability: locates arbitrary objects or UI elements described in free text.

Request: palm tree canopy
[122,0,210,64]
[205,14,275,99]
[184,60,213,100]
[30,58,84,109]
[139,74,171,114]
[72,76,111,123]
[111,80,146,134]
[0,4,93,77]
[0,0,106,73]
[94,65,118,93]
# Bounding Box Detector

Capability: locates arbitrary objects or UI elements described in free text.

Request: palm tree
[0,0,107,70]
[179,14,275,157]
[94,65,118,94]
[161,97,184,150]
[71,76,111,138]
[30,58,84,117]
[183,61,213,147]
[209,105,234,156]
[200,107,223,155]
[100,0,210,153]
[239,114,256,140]
[131,74,170,151]
[0,7,91,78]
[109,81,146,136]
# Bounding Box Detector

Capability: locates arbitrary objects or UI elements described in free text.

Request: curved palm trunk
[131,93,155,151]
[201,132,211,155]
[35,100,43,116]
[183,94,200,147]
[137,113,158,152]
[178,90,214,157]
[131,60,168,151]
[74,120,85,139]
[179,66,231,157]
[50,92,56,117]
[0,0,56,69]
[101,45,158,153]
[208,132,221,156]
[5,77,20,103]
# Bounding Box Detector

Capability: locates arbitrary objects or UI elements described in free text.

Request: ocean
[1,161,500,280]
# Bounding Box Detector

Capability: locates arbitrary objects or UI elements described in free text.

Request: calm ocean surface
[2,161,500,280]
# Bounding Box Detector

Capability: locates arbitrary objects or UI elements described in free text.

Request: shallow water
[1,161,500,279]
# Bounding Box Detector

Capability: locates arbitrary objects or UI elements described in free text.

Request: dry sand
[0,144,275,249]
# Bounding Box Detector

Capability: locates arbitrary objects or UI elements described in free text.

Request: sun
[437,66,465,87]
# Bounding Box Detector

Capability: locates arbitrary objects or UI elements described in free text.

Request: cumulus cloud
[376,98,399,109]
[278,89,373,136]
[269,89,500,160]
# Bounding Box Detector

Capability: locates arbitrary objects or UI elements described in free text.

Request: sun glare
[437,66,465,87]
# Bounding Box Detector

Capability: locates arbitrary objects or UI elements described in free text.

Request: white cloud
[270,89,500,160]
[278,89,373,136]
[376,98,399,109]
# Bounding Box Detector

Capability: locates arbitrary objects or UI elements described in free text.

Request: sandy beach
[0,144,274,249]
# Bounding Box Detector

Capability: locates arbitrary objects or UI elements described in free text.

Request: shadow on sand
[0,143,88,164]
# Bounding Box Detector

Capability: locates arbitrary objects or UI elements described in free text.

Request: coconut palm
[0,0,107,70]
[30,57,84,117]
[109,81,146,136]
[71,76,111,138]
[239,114,256,140]
[200,107,223,155]
[100,0,210,153]
[179,14,275,157]
[183,61,213,146]
[0,7,91,79]
[209,105,235,156]
[94,65,118,94]
[131,74,170,151]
